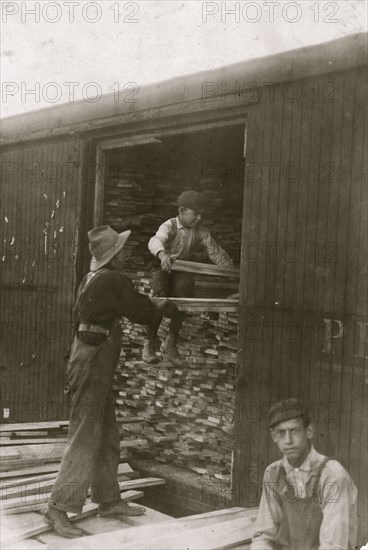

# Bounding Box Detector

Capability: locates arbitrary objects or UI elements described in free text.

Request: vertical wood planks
[235,65,367,542]
[0,137,81,422]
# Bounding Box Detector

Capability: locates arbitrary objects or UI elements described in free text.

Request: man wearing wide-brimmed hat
[44,226,177,538]
[250,398,357,550]
[146,190,234,364]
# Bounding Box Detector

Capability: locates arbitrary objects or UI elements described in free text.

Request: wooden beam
[0,422,68,433]
[0,444,128,471]
[0,463,61,479]
[169,297,239,312]
[171,260,239,278]
[0,438,68,446]
[0,477,165,510]
[99,137,162,151]
[0,461,133,481]
[94,146,106,226]
[0,471,139,497]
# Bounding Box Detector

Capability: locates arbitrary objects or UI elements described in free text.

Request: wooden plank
[0,462,134,479]
[1,448,129,472]
[53,512,256,550]
[234,105,261,506]
[2,492,144,547]
[3,490,143,517]
[0,463,61,479]
[1,511,45,532]
[125,517,255,550]
[170,298,238,308]
[1,472,57,492]
[1,477,164,510]
[1,503,97,546]
[9,431,50,437]
[119,506,171,528]
[36,496,144,546]
[171,260,239,278]
[0,449,20,459]
[0,471,138,498]
[0,443,66,466]
[94,146,106,226]
[118,477,165,491]
[0,439,68,446]
[51,508,251,549]
[4,539,46,550]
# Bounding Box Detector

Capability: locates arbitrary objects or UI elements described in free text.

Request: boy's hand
[151,297,178,317]
[158,251,173,272]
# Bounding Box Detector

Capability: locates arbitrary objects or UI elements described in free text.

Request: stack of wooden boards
[115,308,237,480]
[125,265,239,301]
[0,420,166,546]
[114,263,239,481]
[104,161,243,271]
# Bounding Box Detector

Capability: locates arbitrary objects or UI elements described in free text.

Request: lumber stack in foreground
[51,507,256,550]
[0,421,164,517]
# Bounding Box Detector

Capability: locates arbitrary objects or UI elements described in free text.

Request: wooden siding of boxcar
[0,137,81,422]
[234,66,367,542]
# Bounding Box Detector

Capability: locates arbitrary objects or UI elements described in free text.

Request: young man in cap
[144,190,234,364]
[250,398,358,550]
[44,225,177,538]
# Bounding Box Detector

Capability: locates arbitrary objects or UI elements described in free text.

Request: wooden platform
[1,505,171,549]
[1,506,256,550]
[1,423,256,549]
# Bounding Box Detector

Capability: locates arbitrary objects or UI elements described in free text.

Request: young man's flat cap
[269,398,310,428]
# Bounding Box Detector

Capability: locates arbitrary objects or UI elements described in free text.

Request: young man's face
[179,207,202,228]
[270,417,314,467]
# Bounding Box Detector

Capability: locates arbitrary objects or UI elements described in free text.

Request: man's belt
[78,324,109,335]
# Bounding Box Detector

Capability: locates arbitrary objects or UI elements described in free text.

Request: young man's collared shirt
[148,216,233,267]
[250,446,358,550]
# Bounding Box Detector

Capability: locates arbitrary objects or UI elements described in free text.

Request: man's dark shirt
[76,266,156,330]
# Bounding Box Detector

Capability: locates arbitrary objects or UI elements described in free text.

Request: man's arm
[111,273,178,326]
[250,472,281,550]
[319,462,358,550]
[199,229,234,267]
[148,220,175,272]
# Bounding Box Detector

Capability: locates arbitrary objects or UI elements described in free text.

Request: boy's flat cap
[178,190,207,212]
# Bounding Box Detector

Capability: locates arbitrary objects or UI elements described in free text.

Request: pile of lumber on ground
[115,294,238,481]
[0,421,165,518]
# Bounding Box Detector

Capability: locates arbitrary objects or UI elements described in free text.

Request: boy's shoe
[161,334,182,365]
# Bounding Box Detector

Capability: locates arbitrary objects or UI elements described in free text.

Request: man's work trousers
[49,323,122,514]
[150,269,194,336]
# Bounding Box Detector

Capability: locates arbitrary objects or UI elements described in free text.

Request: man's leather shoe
[98,500,146,517]
[44,506,84,538]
